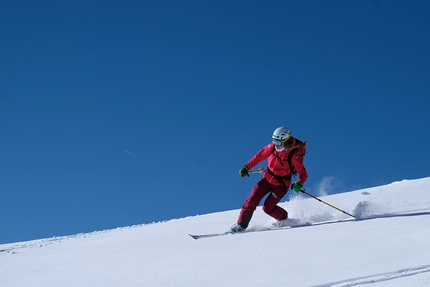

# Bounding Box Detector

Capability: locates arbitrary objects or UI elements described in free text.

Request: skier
[230,127,308,233]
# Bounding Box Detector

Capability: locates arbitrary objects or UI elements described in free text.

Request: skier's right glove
[239,165,250,177]
[291,181,303,193]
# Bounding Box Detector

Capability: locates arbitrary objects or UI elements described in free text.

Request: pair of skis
[189,221,314,240]
[189,216,358,240]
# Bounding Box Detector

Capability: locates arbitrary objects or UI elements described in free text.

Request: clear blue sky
[1,0,429,244]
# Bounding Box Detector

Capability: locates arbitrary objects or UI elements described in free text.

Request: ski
[189,218,354,240]
[189,222,311,240]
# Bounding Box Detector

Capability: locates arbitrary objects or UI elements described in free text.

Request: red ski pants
[237,178,289,228]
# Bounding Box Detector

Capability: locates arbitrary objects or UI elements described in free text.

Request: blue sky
[1,0,429,244]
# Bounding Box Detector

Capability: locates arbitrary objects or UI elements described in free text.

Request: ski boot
[229,223,246,233]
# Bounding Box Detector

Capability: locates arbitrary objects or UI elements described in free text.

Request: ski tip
[188,234,199,240]
[188,231,231,240]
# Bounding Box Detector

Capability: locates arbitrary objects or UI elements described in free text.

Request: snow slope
[1,177,430,287]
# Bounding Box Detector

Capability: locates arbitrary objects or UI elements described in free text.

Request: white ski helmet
[272,127,292,143]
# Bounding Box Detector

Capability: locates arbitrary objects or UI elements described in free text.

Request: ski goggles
[272,138,288,146]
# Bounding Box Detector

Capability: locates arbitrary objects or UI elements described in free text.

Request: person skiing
[230,127,308,233]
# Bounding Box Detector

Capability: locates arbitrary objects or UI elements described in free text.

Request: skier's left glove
[291,181,303,193]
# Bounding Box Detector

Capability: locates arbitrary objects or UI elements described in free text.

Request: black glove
[239,165,250,177]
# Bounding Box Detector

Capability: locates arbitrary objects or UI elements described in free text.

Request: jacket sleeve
[245,144,273,170]
[292,143,308,183]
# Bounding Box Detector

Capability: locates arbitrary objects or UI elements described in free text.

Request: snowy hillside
[1,177,430,287]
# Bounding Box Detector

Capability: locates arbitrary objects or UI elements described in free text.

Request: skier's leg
[262,184,288,221]
[237,178,271,228]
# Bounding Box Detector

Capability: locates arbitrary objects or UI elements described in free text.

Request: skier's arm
[244,144,273,170]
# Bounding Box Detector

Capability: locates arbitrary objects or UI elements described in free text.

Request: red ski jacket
[245,137,308,187]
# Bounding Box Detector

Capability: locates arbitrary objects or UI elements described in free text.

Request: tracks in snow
[311,264,430,286]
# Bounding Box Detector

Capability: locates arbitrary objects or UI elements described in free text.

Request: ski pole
[300,189,356,219]
[249,168,266,174]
